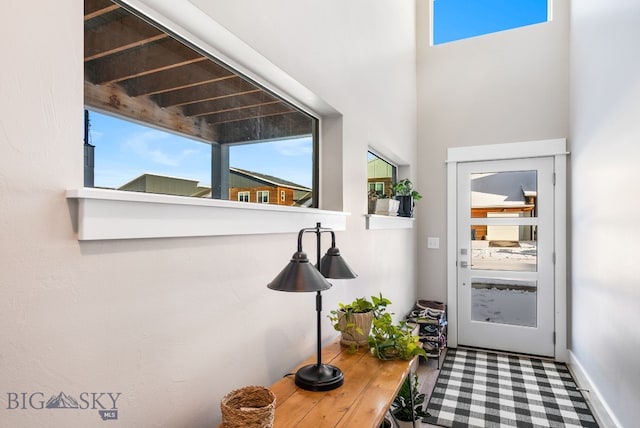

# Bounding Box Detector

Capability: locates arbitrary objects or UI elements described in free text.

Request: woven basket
[221,386,276,428]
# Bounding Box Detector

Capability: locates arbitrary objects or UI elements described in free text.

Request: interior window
[84,0,318,207]
[367,151,396,198]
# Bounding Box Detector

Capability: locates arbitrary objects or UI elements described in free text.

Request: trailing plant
[368,314,427,361]
[391,373,430,422]
[392,179,422,200]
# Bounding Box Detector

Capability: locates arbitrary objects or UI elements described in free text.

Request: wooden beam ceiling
[84,0,312,144]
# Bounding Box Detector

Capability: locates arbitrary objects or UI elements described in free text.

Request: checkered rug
[424,348,598,428]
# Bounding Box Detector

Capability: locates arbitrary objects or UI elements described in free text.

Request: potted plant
[329,294,391,352]
[392,179,422,217]
[373,193,400,216]
[368,313,427,361]
[391,373,430,427]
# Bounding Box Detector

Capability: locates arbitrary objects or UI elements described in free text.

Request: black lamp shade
[267,251,332,292]
[319,247,358,279]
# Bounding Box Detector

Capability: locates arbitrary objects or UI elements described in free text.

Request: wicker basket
[220,386,276,428]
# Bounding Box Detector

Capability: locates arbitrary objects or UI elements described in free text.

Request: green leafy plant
[391,373,430,422]
[392,179,422,200]
[368,313,427,361]
[329,294,391,352]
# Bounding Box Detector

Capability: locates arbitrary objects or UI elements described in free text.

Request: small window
[367,151,396,198]
[280,190,286,202]
[432,0,549,45]
[257,191,269,203]
[368,182,386,196]
[238,191,250,202]
[84,0,318,207]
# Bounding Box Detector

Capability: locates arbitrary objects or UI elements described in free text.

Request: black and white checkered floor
[425,348,599,428]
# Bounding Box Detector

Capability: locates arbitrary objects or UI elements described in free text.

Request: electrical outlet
[427,237,440,249]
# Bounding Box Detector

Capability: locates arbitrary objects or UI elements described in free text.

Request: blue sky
[433,0,548,45]
[88,111,313,189]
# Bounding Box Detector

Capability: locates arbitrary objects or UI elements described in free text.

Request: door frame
[446,139,568,361]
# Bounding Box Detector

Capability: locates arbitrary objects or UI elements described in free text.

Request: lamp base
[295,364,344,391]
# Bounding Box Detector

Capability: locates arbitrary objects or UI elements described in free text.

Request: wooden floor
[414,350,447,428]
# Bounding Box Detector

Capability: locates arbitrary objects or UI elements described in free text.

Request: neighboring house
[119,173,210,197]
[470,171,537,241]
[118,168,312,206]
[228,167,312,207]
[367,157,394,197]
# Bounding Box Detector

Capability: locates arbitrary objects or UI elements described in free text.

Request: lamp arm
[296,222,332,253]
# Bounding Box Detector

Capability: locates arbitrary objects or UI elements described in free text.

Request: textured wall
[0,0,418,426]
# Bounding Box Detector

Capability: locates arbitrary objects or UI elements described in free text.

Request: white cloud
[270,138,312,157]
[124,130,201,167]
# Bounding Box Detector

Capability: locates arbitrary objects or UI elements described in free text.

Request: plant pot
[394,419,414,428]
[337,310,374,347]
[379,416,393,428]
[375,199,399,216]
[396,196,414,217]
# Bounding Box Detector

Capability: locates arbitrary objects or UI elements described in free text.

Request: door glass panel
[470,170,537,218]
[471,225,537,271]
[471,278,537,327]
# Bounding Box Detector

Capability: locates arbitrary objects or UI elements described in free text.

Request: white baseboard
[567,350,623,428]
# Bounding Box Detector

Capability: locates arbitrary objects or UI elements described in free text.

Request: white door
[457,157,555,357]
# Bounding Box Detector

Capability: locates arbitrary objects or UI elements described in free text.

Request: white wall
[0,0,417,426]
[570,1,640,426]
[415,1,570,302]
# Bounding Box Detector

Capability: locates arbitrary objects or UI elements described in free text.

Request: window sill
[67,188,348,240]
[365,214,414,230]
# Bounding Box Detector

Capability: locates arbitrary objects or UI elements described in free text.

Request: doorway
[446,140,567,360]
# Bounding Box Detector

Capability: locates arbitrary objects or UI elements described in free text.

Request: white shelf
[67,188,349,240]
[365,214,414,230]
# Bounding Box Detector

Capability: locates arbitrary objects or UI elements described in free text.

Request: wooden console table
[221,339,417,428]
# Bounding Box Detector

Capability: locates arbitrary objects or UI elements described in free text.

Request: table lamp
[267,222,357,391]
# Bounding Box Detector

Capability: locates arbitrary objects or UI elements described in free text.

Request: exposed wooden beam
[121,61,234,97]
[85,81,217,142]
[206,103,295,125]
[163,89,261,109]
[215,112,313,144]
[83,0,314,148]
[153,77,259,108]
[86,34,168,62]
[85,39,205,84]
[197,101,283,118]
[85,11,167,61]
[85,0,119,21]
[184,92,280,117]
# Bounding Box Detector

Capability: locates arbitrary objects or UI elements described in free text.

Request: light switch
[427,237,440,249]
